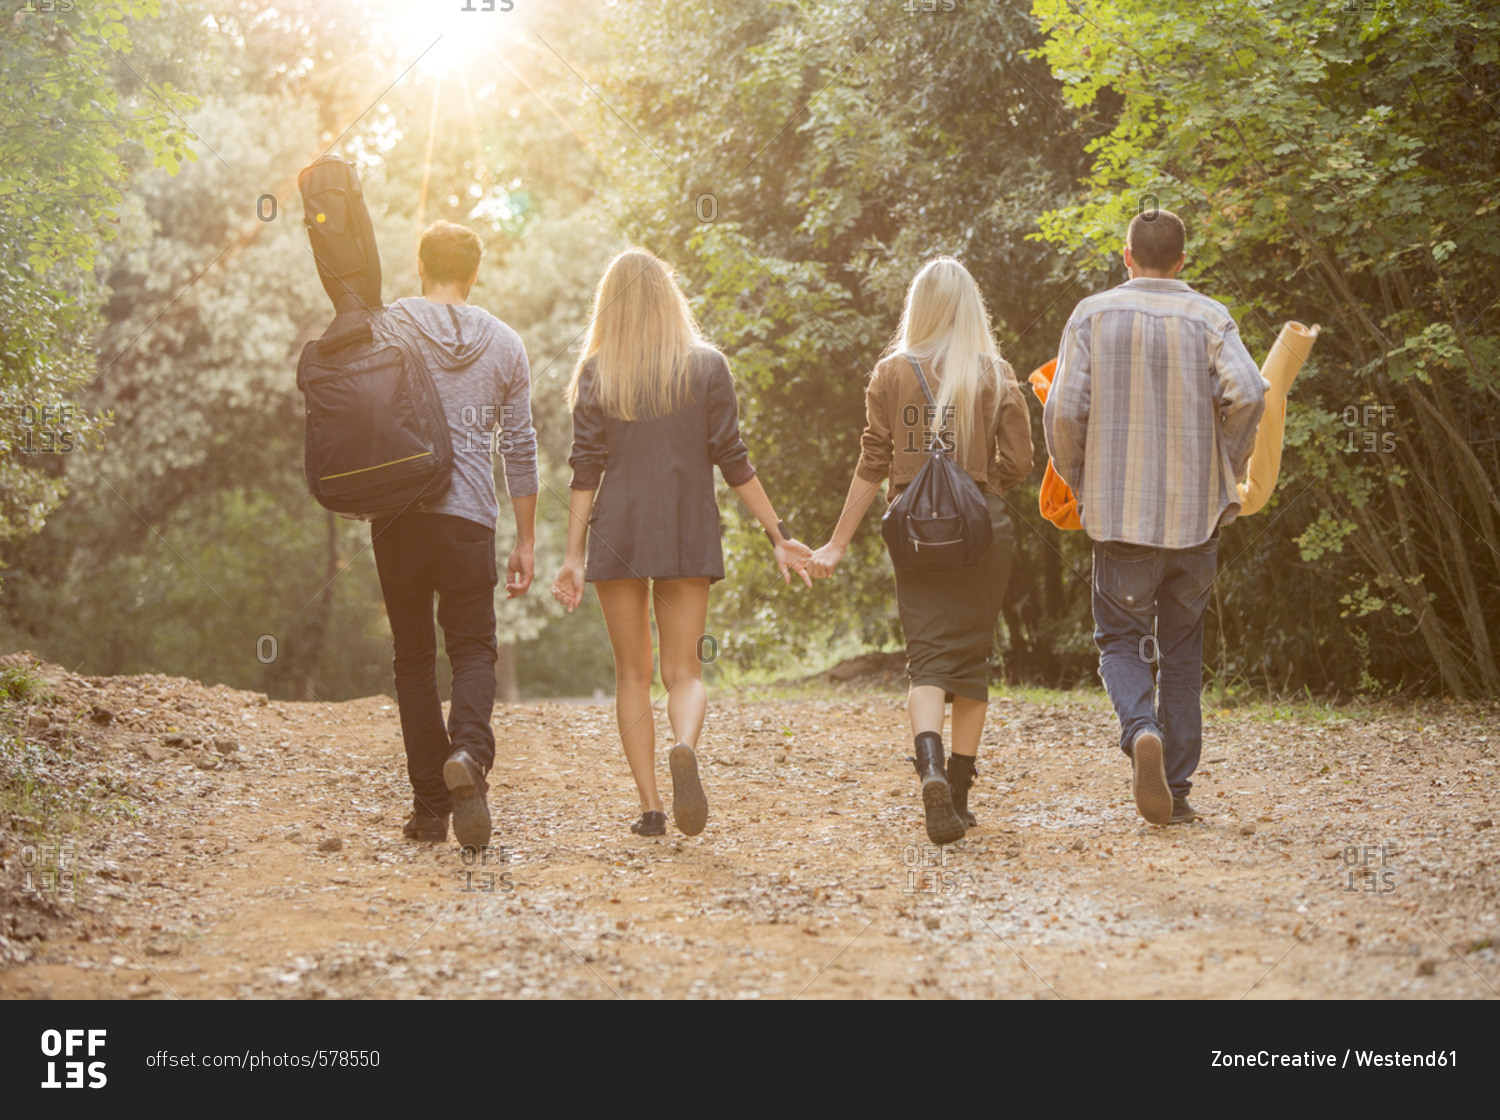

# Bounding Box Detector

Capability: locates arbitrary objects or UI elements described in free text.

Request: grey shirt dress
[568,348,757,584]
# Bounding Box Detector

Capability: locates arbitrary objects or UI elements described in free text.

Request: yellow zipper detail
[320,451,431,482]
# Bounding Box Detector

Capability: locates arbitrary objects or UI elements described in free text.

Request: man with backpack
[1043,210,1266,827]
[370,220,538,850]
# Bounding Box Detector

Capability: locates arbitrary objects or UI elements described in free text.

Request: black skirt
[893,493,1014,701]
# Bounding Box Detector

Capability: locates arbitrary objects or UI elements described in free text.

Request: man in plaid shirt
[1044,210,1267,825]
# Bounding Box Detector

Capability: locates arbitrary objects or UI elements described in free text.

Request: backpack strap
[905,354,951,456]
[905,354,936,406]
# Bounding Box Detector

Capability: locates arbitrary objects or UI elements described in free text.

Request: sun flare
[371,0,528,85]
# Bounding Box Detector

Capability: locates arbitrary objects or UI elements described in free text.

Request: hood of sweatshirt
[382,296,499,371]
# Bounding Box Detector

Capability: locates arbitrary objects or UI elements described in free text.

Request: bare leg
[652,578,711,748]
[595,578,661,813]
[907,684,947,738]
[950,695,987,757]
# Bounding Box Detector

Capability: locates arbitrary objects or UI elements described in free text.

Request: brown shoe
[402,801,449,842]
[443,748,491,850]
[1170,797,1202,824]
[631,810,667,836]
[1130,730,1173,825]
[669,744,708,836]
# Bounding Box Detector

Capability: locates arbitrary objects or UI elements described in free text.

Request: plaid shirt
[1043,278,1267,548]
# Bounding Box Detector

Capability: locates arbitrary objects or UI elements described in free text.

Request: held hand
[506,543,534,599]
[774,537,814,588]
[550,561,585,613]
[807,542,844,579]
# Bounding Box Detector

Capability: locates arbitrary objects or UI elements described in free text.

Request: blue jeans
[1091,534,1218,798]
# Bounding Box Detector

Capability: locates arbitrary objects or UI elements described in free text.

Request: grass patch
[0,728,139,851]
[0,665,56,707]
[714,672,1433,729]
[0,734,87,836]
[714,674,1114,709]
[992,682,1108,708]
[718,677,892,705]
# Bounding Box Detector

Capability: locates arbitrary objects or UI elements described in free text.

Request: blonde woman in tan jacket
[808,258,1033,844]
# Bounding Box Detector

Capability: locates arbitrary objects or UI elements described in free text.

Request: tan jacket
[855,352,1034,499]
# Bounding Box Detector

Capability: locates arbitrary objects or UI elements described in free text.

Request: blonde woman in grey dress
[551,249,812,838]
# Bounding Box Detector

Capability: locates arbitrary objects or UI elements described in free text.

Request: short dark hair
[1127,208,1186,271]
[418,221,482,284]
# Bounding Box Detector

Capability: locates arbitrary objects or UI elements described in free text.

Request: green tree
[583,0,1098,681]
[0,0,197,541]
[1,0,624,700]
[1032,0,1500,696]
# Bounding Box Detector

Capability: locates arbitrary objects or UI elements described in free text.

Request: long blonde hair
[889,257,1002,458]
[568,248,704,419]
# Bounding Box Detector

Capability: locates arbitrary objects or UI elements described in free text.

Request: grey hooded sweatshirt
[372,297,538,529]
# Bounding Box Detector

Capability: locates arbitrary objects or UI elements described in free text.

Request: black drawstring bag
[880,355,993,569]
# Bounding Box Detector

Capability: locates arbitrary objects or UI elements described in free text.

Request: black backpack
[295,157,453,520]
[296,317,454,521]
[880,355,994,568]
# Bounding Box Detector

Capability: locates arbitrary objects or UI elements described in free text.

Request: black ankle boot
[948,753,978,828]
[913,732,965,845]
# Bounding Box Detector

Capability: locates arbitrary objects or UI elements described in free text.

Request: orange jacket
[1027,359,1083,531]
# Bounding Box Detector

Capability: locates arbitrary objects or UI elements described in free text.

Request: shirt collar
[1120,277,1192,292]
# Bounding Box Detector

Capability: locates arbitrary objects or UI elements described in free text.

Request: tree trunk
[296,510,340,701]
[495,638,519,703]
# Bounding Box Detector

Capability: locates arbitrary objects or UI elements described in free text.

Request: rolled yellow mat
[1237,320,1319,516]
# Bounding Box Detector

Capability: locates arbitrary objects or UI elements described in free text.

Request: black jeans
[372,512,498,817]
[1091,533,1219,799]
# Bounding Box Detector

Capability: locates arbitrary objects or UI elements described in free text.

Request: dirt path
[2,662,1497,999]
